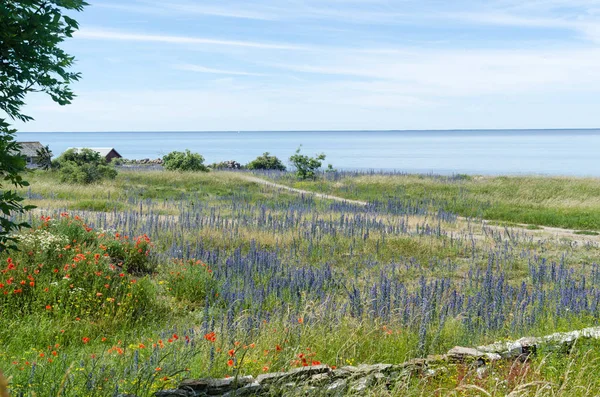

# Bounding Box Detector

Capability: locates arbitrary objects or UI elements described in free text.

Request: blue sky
[13,0,600,131]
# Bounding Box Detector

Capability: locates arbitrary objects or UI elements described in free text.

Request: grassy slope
[275,174,600,230]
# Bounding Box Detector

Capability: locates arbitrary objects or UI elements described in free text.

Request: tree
[289,146,326,180]
[247,152,286,171]
[0,0,87,251]
[35,144,53,170]
[54,148,118,184]
[162,150,209,172]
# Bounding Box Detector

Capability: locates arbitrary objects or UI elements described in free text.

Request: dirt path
[236,173,599,244]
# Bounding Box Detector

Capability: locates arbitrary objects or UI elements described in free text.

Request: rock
[447,346,501,364]
[256,372,288,384]
[356,363,394,374]
[309,372,332,386]
[178,378,210,392]
[331,368,353,379]
[348,375,375,393]
[325,379,347,396]
[155,390,195,397]
[286,365,331,381]
[338,366,359,373]
[177,376,254,395]
[222,381,262,396]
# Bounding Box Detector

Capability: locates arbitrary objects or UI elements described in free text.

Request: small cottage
[68,147,123,162]
[16,141,49,168]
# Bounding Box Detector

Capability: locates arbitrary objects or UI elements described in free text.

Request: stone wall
[151,326,600,397]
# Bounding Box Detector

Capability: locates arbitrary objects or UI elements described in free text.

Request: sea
[14,129,600,177]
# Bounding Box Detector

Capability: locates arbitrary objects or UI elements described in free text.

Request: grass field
[267,172,600,231]
[1,169,600,396]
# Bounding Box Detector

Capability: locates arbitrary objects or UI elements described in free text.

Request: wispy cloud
[19,0,600,131]
[156,2,277,20]
[174,64,266,76]
[94,1,277,20]
[76,28,307,50]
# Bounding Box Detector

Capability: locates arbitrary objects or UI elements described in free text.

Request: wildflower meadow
[2,169,600,396]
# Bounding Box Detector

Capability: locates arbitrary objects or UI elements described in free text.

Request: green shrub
[54,148,117,184]
[289,146,326,180]
[247,152,286,171]
[104,233,156,274]
[163,150,209,172]
[164,259,219,305]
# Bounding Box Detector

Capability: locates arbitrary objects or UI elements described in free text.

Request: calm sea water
[15,130,600,176]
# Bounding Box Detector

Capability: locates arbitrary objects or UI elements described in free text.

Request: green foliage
[289,146,326,180]
[110,157,125,165]
[247,152,286,171]
[0,0,88,123]
[104,234,156,274]
[54,148,118,184]
[35,144,53,170]
[0,0,87,251]
[163,150,209,172]
[0,123,35,251]
[164,259,219,305]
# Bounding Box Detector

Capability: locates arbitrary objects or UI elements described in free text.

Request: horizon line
[16,127,600,134]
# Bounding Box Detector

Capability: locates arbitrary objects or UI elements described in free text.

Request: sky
[12,0,600,131]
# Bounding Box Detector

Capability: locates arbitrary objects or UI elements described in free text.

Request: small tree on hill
[162,150,209,172]
[247,152,286,171]
[54,148,118,184]
[289,146,326,180]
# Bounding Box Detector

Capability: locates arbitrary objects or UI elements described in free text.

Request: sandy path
[236,174,599,244]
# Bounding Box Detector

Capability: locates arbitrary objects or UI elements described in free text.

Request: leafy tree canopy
[1,0,88,122]
[0,0,87,250]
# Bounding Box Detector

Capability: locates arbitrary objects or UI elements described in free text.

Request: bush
[1,214,157,321]
[289,147,326,180]
[247,152,286,171]
[165,259,219,305]
[54,148,117,184]
[162,150,209,172]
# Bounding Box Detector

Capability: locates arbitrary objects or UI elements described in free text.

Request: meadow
[1,169,600,396]
[266,171,600,231]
